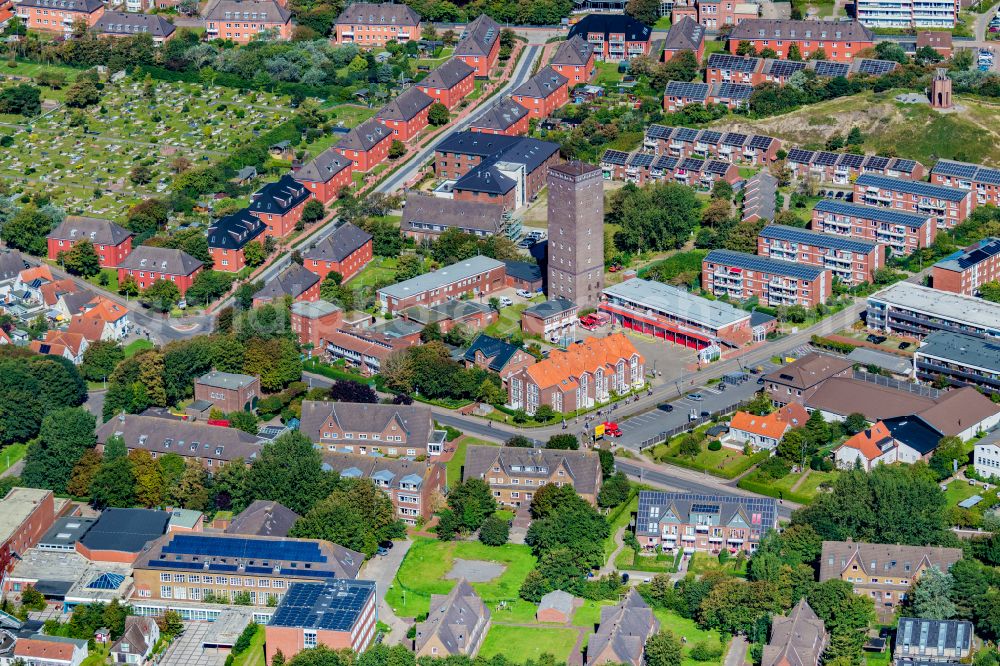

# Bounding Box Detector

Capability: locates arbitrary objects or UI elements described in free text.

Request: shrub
[756,456,791,481]
[478,516,510,546]
[690,642,724,662]
[707,440,722,452]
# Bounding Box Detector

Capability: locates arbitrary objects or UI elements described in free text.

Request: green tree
[844,412,868,435]
[645,630,683,666]
[980,281,1000,304]
[1,205,55,255]
[302,199,325,225]
[245,431,334,515]
[320,271,344,301]
[81,340,124,383]
[291,478,403,557]
[534,404,556,422]
[446,479,497,533]
[807,579,876,662]
[65,78,101,108]
[912,566,956,619]
[597,472,630,508]
[129,449,163,508]
[22,407,96,493]
[243,240,267,268]
[610,182,701,254]
[0,84,41,116]
[787,43,803,61]
[388,139,406,159]
[228,410,260,434]
[141,279,181,312]
[699,578,783,634]
[427,102,450,126]
[625,0,659,25]
[479,515,510,546]
[60,240,101,277]
[173,459,210,510]
[66,449,102,497]
[547,434,578,450]
[745,392,773,416]
[929,436,966,481]
[678,433,701,457]
[90,435,137,508]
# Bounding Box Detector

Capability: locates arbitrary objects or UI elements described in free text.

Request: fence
[634,399,753,451]
[852,368,941,398]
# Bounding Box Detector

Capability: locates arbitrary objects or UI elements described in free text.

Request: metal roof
[602,278,751,330]
[379,256,504,300]
[704,249,826,280]
[868,281,1000,333]
[760,224,877,253]
[856,174,969,201]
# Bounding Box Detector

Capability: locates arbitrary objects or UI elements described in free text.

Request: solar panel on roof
[706,160,731,175]
[761,224,877,253]
[680,157,705,170]
[890,158,916,173]
[666,81,708,100]
[857,174,968,200]
[769,60,806,77]
[864,155,890,170]
[933,160,978,178]
[813,60,849,77]
[161,534,327,563]
[837,153,864,169]
[814,199,930,227]
[707,53,759,72]
[653,155,679,170]
[629,153,654,167]
[699,130,722,144]
[722,132,748,146]
[717,82,752,100]
[977,167,1000,184]
[857,59,897,76]
[787,148,814,164]
[813,151,839,166]
[601,149,629,165]
[646,124,674,140]
[705,249,824,279]
[748,135,773,150]
[691,503,721,514]
[674,127,699,141]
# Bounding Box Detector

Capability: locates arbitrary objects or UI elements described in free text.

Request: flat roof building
[377,256,505,315]
[867,281,1000,339]
[914,331,1000,396]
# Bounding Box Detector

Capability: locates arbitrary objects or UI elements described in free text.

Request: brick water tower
[930,68,953,109]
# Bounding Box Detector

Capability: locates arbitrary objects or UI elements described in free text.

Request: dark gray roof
[538,590,575,617]
[635,491,778,536]
[93,11,175,37]
[206,0,290,22]
[294,148,353,183]
[503,260,541,283]
[96,413,263,462]
[377,87,433,122]
[0,250,27,282]
[436,133,559,180]
[248,175,311,216]
[300,400,433,448]
[762,600,827,666]
[38,516,97,549]
[663,16,705,51]
[402,193,505,234]
[760,224,877,254]
[814,200,932,228]
[208,209,266,250]
[551,35,594,66]
[226,500,300,538]
[48,216,132,246]
[730,18,873,42]
[419,58,475,90]
[896,618,973,654]
[111,617,157,658]
[16,0,102,10]
[270,581,377,631]
[335,2,420,26]
[470,97,529,131]
[336,118,392,152]
[453,164,516,195]
[118,246,202,276]
[81,508,169,554]
[197,370,258,391]
[883,414,943,455]
[512,66,568,100]
[253,263,319,301]
[463,445,602,496]
[523,297,577,319]
[587,589,659,666]
[463,334,521,371]
[705,249,825,281]
[568,14,651,43]
[742,171,778,222]
[415,580,491,655]
[820,541,962,583]
[454,14,501,58]
[303,223,373,263]
[321,451,436,491]
[916,331,1000,374]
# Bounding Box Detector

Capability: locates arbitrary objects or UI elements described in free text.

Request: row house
[635,490,778,555]
[521,297,579,341]
[702,249,831,307]
[301,222,373,283]
[510,66,569,120]
[666,155,740,190]
[454,14,501,78]
[117,246,203,295]
[252,262,319,307]
[853,173,973,229]
[600,150,740,190]
[292,148,353,205]
[866,280,1000,340]
[706,53,898,86]
[333,2,420,46]
[249,174,311,238]
[321,452,445,523]
[507,333,644,415]
[786,148,924,185]
[207,209,267,273]
[932,237,1000,296]
[672,0,759,32]
[914,331,1000,397]
[661,16,706,63]
[415,58,475,110]
[92,11,176,43]
[15,0,104,33]
[300,400,445,457]
[464,445,603,507]
[549,35,596,84]
[644,124,781,165]
[812,199,936,257]
[663,80,753,112]
[757,223,881,285]
[377,255,506,315]
[47,216,133,269]
[567,13,651,62]
[728,19,875,62]
[334,118,393,173]
[930,159,1000,208]
[205,0,292,44]
[401,193,508,242]
[468,97,530,136]
[375,87,433,142]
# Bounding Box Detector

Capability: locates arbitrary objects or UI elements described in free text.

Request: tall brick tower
[930,68,952,109]
[546,161,604,308]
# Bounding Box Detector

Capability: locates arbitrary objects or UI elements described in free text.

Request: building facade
[454,14,501,77]
[550,35,596,84]
[931,237,1000,296]
[757,224,881,285]
[204,0,291,43]
[300,400,445,457]
[635,491,778,554]
[293,148,354,205]
[377,256,506,315]
[854,173,973,230]
[702,249,831,307]
[913,331,1000,396]
[728,19,875,61]
[207,209,267,273]
[463,445,603,506]
[47,216,133,269]
[867,281,1000,339]
[117,247,203,296]
[334,118,393,173]
[321,453,445,524]
[248,175,311,238]
[811,200,936,257]
[194,371,260,414]
[302,222,373,283]
[333,2,420,46]
[568,14,652,62]
[547,162,604,308]
[265,581,377,663]
[375,87,433,142]
[930,159,1000,208]
[15,0,104,33]
[415,58,476,110]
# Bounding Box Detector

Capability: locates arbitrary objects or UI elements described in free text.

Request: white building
[974,431,1000,480]
[856,0,955,29]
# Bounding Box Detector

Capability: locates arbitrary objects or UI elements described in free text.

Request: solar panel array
[636,491,778,531]
[653,155,679,170]
[680,157,705,170]
[161,534,328,563]
[813,151,839,166]
[629,153,654,167]
[761,223,877,253]
[748,135,773,150]
[706,160,732,175]
[716,82,753,100]
[271,581,376,631]
[691,503,721,514]
[723,132,748,147]
[814,199,933,227]
[890,158,917,173]
[787,148,815,164]
[674,127,699,142]
[699,130,723,144]
[979,167,1000,184]
[666,81,709,100]
[601,149,629,166]
[933,160,978,179]
[813,60,850,77]
[837,153,864,169]
[646,124,674,140]
[864,155,890,170]
[707,53,760,72]
[705,249,825,280]
[857,174,970,201]
[768,60,806,77]
[857,58,897,76]
[946,239,1000,269]
[87,572,126,590]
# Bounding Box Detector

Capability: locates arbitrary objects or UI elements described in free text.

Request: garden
[647,425,768,479]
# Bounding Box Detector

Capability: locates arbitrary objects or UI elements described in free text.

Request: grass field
[447,435,498,487]
[0,444,27,476]
[385,538,536,619]
[944,479,983,507]
[688,551,748,577]
[649,426,762,479]
[484,299,544,337]
[479,625,579,662]
[351,256,398,289]
[651,609,728,666]
[231,625,266,666]
[124,339,155,357]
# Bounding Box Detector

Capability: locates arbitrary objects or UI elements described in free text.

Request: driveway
[360,538,412,644]
[161,623,226,666]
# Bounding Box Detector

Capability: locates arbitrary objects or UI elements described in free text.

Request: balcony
[768,279,797,293]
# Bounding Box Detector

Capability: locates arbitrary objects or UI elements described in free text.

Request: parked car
[866,334,887,344]
[515,289,534,299]
[498,297,513,307]
[517,238,537,248]
[376,547,389,556]
[898,341,912,350]
[688,392,704,401]
[658,403,674,413]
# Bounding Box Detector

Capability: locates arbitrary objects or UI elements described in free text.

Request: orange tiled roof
[83,297,128,323]
[19,265,53,284]
[15,638,76,661]
[0,329,10,344]
[32,329,87,356]
[729,403,809,439]
[525,333,642,390]
[67,314,107,342]
[39,278,78,307]
[838,421,893,461]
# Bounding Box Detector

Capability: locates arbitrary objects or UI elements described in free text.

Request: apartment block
[702,249,831,307]
[204,0,291,43]
[757,224,881,285]
[913,331,1000,396]
[511,66,569,120]
[207,209,267,273]
[194,371,261,414]
[550,35,597,84]
[248,175,311,238]
[644,125,781,165]
[853,173,973,230]
[375,87,433,142]
[15,0,104,33]
[47,216,133,269]
[567,14,651,62]
[635,491,778,554]
[265,581,377,663]
[728,19,875,62]
[377,255,505,315]
[856,0,955,29]
[415,58,476,110]
[787,149,923,184]
[293,148,354,205]
[811,200,935,257]
[930,159,1000,207]
[333,2,420,46]
[454,15,501,78]
[867,281,1000,339]
[299,400,445,457]
[463,445,603,506]
[932,237,1000,296]
[117,246,203,296]
[321,452,445,524]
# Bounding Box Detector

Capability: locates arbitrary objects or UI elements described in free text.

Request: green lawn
[653,16,673,28]
[604,493,638,560]
[738,468,840,504]
[83,268,119,292]
[231,625,266,666]
[351,256,398,288]
[0,444,27,476]
[447,435,498,487]
[688,551,748,577]
[385,538,537,619]
[702,41,727,60]
[479,625,579,663]
[80,644,110,666]
[574,599,614,631]
[650,427,764,479]
[484,302,529,337]
[797,469,839,497]
[593,61,622,88]
[652,609,728,666]
[944,479,983,508]
[124,339,154,357]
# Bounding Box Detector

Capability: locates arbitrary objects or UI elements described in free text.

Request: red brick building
[265,581,377,663]
[758,223,881,285]
[663,80,753,112]
[47,216,133,269]
[644,125,782,165]
[118,246,203,295]
[785,149,923,185]
[334,118,393,173]
[375,87,433,142]
[931,238,1000,296]
[703,249,831,307]
[302,222,373,283]
[550,35,596,84]
[468,97,530,136]
[293,148,354,205]
[567,14,651,62]
[930,159,1000,208]
[377,255,506,315]
[252,262,320,307]
[92,11,175,42]
[917,31,952,58]
[321,453,445,523]
[291,300,343,350]
[248,175,311,238]
[454,14,501,77]
[207,209,267,273]
[812,199,936,257]
[333,2,420,46]
[511,66,568,120]
[728,19,875,62]
[854,173,973,230]
[0,489,56,580]
[15,0,104,33]
[416,58,475,110]
[661,17,706,63]
[194,371,261,413]
[205,0,292,43]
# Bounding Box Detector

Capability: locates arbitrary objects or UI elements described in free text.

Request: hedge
[737,476,812,505]
[810,334,857,354]
[659,449,770,480]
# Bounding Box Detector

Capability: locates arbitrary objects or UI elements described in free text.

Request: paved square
[446,559,506,582]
